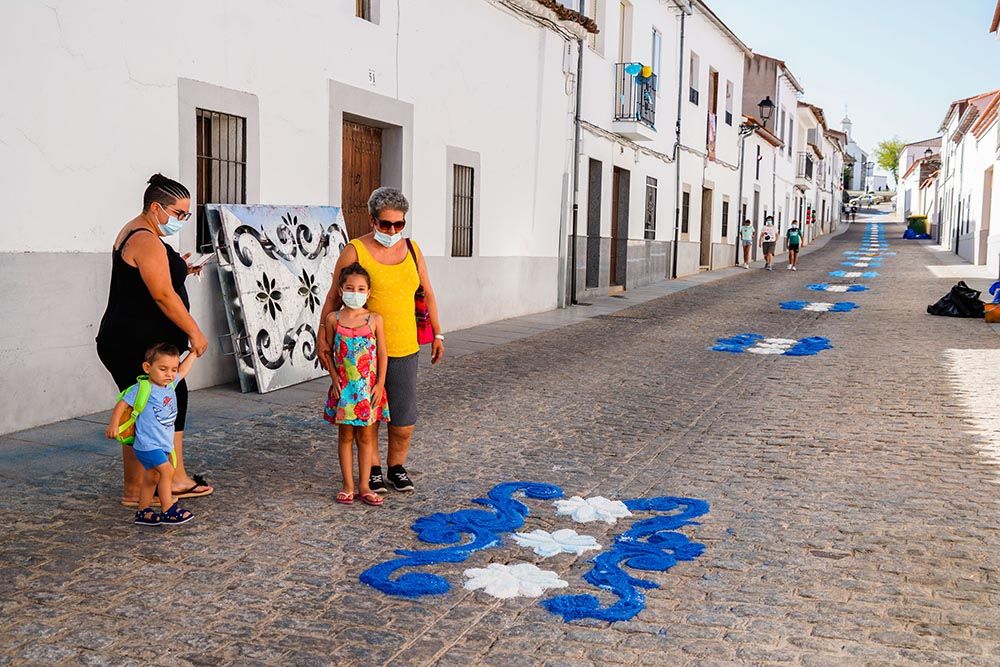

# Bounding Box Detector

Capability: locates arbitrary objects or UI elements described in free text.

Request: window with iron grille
[452,164,474,257]
[681,190,690,233]
[688,52,699,105]
[356,0,372,20]
[721,200,730,238]
[755,145,761,180]
[644,176,657,240]
[196,108,247,251]
[724,80,733,126]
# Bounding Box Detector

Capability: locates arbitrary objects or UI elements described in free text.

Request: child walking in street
[323,263,390,507]
[739,218,754,269]
[106,343,196,526]
[786,220,802,271]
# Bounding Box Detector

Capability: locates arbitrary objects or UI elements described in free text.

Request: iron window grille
[689,88,699,105]
[356,0,372,20]
[614,63,656,129]
[681,191,690,233]
[196,108,247,251]
[451,164,474,257]
[644,176,657,240]
[721,200,730,238]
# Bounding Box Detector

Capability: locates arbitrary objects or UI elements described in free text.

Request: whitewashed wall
[0,0,575,433]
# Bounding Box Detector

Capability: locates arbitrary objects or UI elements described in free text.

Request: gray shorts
[385,353,419,427]
[762,241,776,255]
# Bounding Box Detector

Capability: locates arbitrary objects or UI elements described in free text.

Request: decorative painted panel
[207,205,348,393]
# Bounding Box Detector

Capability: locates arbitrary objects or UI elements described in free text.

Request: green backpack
[115,375,152,445]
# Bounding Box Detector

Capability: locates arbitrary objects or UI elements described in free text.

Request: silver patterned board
[207,205,348,393]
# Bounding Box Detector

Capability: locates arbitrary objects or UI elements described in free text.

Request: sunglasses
[374,218,406,232]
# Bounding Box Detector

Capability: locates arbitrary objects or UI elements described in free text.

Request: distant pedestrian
[851,205,858,222]
[106,343,197,527]
[323,263,389,507]
[759,215,777,270]
[739,218,755,269]
[786,220,802,271]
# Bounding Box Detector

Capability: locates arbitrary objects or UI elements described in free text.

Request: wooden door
[586,159,603,289]
[342,120,382,239]
[610,167,629,288]
[699,187,713,267]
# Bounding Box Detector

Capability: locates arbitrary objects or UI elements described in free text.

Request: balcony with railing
[797,152,814,186]
[612,62,657,141]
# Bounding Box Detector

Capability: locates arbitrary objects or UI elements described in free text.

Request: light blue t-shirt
[123,381,177,453]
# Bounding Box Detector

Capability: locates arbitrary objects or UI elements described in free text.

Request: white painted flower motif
[554,496,633,524]
[463,563,569,598]
[842,271,862,278]
[747,337,796,355]
[825,285,850,292]
[803,302,834,312]
[513,529,602,557]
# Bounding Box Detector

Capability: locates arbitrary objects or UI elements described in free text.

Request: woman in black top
[96,174,213,507]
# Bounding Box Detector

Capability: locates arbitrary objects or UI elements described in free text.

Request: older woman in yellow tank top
[318,187,444,494]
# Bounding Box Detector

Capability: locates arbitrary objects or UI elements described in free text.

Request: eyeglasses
[374,218,406,232]
[162,204,192,221]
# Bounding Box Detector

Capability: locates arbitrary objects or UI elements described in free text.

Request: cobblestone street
[4,216,1000,666]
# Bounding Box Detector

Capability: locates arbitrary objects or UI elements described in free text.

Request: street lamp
[757,96,774,129]
[735,96,776,265]
[923,147,933,159]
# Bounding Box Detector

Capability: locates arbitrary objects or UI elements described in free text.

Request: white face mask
[342,291,369,309]
[373,229,403,247]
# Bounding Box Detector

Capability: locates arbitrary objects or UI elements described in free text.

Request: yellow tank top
[349,238,421,358]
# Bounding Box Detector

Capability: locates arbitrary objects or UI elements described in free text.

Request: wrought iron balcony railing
[614,63,656,129]
[797,152,814,181]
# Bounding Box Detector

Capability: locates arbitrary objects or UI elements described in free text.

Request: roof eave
[691,0,753,57]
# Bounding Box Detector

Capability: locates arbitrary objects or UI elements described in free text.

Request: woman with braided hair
[96,174,214,507]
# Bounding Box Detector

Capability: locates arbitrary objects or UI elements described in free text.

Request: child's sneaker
[792,266,797,271]
[387,465,414,492]
[369,467,387,494]
[134,507,161,527]
[160,502,194,525]
[787,264,793,270]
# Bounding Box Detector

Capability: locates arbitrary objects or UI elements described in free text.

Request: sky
[710,0,1000,178]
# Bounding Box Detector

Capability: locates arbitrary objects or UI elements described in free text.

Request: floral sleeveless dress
[324,313,390,426]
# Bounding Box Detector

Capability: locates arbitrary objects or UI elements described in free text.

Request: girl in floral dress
[323,263,390,506]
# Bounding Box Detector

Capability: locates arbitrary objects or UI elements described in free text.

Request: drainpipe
[670,1,691,279]
[568,2,585,304]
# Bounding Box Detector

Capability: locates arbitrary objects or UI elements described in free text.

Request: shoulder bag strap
[405,239,425,293]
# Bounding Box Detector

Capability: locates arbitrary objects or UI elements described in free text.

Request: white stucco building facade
[840,115,869,192]
[0,0,586,433]
[937,89,1000,267]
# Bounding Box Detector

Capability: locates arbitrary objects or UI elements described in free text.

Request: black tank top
[96,228,191,350]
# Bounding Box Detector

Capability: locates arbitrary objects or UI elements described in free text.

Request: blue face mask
[373,229,403,247]
[157,205,187,236]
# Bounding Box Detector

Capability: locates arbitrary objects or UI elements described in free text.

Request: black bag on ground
[927,281,985,318]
